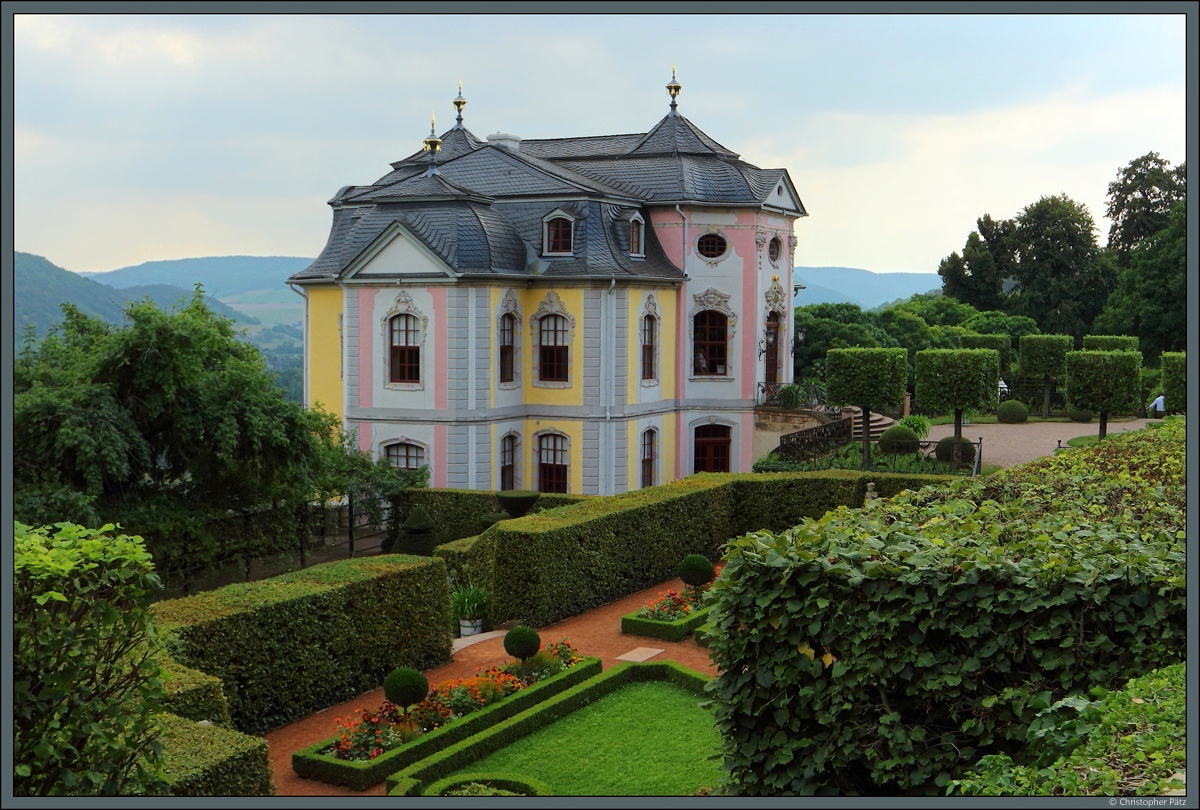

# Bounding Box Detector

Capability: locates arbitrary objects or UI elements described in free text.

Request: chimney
[487,133,521,153]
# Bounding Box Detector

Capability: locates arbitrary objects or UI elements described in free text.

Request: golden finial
[453,81,467,125]
[423,112,441,153]
[667,63,682,111]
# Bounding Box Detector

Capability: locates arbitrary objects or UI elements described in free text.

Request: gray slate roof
[290,108,803,284]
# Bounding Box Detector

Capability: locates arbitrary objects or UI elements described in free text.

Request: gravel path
[925,417,1156,469]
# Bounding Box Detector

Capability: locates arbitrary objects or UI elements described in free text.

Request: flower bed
[621,588,712,642]
[292,641,599,791]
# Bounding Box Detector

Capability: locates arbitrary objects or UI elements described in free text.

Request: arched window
[499,313,515,383]
[537,433,568,493]
[499,434,517,491]
[385,442,424,471]
[641,428,657,488]
[641,314,657,381]
[539,314,569,382]
[694,424,731,473]
[630,218,645,257]
[693,311,728,376]
[544,216,573,255]
[389,314,421,383]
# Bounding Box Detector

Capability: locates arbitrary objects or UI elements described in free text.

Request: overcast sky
[11,9,1189,276]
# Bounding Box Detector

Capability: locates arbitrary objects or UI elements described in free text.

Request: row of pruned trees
[824,342,1185,468]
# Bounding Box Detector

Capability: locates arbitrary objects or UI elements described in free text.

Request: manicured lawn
[436,680,722,796]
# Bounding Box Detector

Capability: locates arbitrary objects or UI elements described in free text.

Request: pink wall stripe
[358,288,374,409]
[741,250,757,401]
[740,411,754,471]
[357,421,371,453]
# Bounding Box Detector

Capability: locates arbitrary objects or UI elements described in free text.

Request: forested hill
[794,267,941,310]
[79,255,312,298]
[14,252,257,342]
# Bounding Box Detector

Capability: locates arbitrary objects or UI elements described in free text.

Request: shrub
[878,424,920,455]
[496,490,540,519]
[1068,408,1094,422]
[775,383,805,409]
[1160,351,1185,414]
[678,554,715,587]
[503,627,541,662]
[996,399,1029,424]
[898,414,931,439]
[1081,334,1139,352]
[934,435,976,465]
[384,668,429,710]
[14,522,169,797]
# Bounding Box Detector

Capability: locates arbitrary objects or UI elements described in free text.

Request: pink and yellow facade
[291,77,806,495]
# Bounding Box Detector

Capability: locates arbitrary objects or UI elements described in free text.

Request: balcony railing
[757,381,845,419]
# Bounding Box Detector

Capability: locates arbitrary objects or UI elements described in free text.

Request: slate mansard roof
[290,101,806,285]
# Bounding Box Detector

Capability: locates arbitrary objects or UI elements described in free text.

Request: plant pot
[459,618,484,636]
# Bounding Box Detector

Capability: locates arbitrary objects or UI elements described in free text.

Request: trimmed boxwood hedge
[1160,351,1185,414]
[160,656,231,727]
[385,661,710,797]
[621,605,714,643]
[423,771,553,797]
[704,419,1186,796]
[391,489,588,548]
[160,712,274,796]
[291,657,602,791]
[435,471,952,628]
[152,555,453,735]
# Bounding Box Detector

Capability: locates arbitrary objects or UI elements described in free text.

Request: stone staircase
[847,407,895,441]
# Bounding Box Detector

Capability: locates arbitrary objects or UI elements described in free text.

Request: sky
[10,9,1191,276]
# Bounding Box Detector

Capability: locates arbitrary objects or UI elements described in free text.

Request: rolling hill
[14,252,258,342]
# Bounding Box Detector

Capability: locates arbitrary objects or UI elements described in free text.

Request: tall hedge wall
[439,471,950,628]
[960,333,1011,375]
[704,419,1186,796]
[1160,351,1186,414]
[151,555,452,734]
[1081,335,1139,352]
[160,713,274,796]
[390,488,589,549]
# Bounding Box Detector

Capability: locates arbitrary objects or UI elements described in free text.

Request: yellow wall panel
[305,285,343,421]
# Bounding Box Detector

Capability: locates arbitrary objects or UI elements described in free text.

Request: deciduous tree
[1105,152,1186,261]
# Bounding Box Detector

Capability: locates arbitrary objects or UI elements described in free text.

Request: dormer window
[543,212,575,256]
[630,216,645,257]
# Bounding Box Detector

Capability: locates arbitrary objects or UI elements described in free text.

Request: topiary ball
[934,436,977,465]
[384,666,429,709]
[1068,408,1094,423]
[504,626,541,661]
[678,554,715,587]
[996,399,1029,424]
[878,424,920,455]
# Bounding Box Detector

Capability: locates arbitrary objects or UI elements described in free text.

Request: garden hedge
[390,488,587,547]
[914,348,1000,422]
[621,605,714,643]
[151,555,453,734]
[1160,351,1185,414]
[1081,335,1139,352]
[960,333,1011,375]
[824,348,908,411]
[950,662,1186,796]
[704,419,1186,796]
[160,713,274,796]
[450,471,946,628]
[422,772,554,797]
[1019,334,1073,418]
[161,657,231,727]
[292,657,602,791]
[385,661,709,797]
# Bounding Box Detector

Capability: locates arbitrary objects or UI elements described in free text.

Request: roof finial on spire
[667,62,681,115]
[423,112,442,175]
[453,80,467,128]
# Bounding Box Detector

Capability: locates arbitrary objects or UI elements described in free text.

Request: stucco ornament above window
[689,288,738,339]
[764,278,788,318]
[381,290,428,391]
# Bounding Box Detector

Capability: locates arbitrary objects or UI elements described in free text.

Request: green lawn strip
[620,605,713,642]
[291,657,602,790]
[386,661,720,797]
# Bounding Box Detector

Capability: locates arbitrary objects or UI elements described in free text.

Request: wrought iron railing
[776,416,854,462]
[757,380,845,419]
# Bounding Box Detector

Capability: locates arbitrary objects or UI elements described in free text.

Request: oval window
[768,237,781,263]
[697,233,726,259]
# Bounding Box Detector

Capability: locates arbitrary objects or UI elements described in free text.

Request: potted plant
[450,583,492,636]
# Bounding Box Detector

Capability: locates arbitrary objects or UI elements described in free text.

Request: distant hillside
[14,252,257,342]
[80,255,313,298]
[793,266,941,310]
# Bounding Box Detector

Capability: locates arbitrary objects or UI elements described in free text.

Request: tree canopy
[1105,152,1187,260]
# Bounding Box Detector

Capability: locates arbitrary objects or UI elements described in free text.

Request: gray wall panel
[344,289,359,406]
[446,423,469,487]
[583,289,601,407]
[582,421,600,494]
[615,289,628,405]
